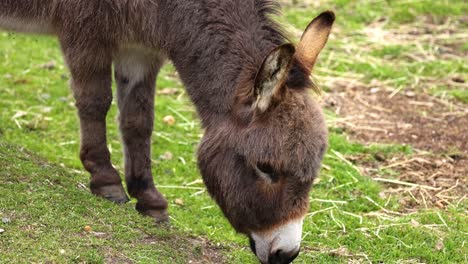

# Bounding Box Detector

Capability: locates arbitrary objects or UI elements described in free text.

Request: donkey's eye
[255,163,279,183]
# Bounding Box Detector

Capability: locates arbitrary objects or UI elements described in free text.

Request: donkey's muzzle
[249,217,303,264]
[249,237,299,264]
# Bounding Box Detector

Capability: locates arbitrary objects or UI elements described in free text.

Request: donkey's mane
[253,1,318,92]
[239,0,289,72]
[254,0,288,41]
[257,1,318,92]
[160,0,296,127]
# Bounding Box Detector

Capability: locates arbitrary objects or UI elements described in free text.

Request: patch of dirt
[325,80,468,154]
[100,230,227,263]
[302,245,371,263]
[142,234,227,264]
[362,15,468,58]
[323,79,467,210]
[185,237,227,264]
[105,252,133,264]
[353,153,467,210]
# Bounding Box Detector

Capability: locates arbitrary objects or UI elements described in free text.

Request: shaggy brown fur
[1,1,334,262]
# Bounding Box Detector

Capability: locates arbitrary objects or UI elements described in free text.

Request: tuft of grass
[430,85,468,104]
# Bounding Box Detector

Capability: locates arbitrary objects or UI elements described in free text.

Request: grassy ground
[0,0,467,263]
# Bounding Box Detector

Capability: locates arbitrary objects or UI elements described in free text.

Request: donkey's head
[198,11,335,264]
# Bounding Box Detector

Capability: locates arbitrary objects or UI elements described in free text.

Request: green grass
[284,0,468,101]
[0,143,195,263]
[284,0,468,30]
[431,86,468,104]
[1,1,467,263]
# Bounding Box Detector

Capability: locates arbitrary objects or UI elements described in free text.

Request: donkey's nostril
[268,248,300,264]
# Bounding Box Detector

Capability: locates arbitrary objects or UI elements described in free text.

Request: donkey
[0,1,334,263]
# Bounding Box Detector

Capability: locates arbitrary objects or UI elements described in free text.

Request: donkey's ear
[296,11,335,71]
[254,44,295,112]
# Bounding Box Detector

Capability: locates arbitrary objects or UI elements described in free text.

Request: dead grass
[142,235,227,264]
[357,153,467,211]
[363,15,467,55]
[323,75,467,211]
[318,11,467,212]
[324,80,468,154]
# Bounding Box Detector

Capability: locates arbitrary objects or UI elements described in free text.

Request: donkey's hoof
[91,184,130,204]
[138,208,169,224]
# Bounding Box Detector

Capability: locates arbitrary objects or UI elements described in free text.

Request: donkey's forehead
[228,94,327,178]
[234,123,318,162]
[241,97,321,145]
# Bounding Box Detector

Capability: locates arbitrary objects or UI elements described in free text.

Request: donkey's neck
[161,1,285,128]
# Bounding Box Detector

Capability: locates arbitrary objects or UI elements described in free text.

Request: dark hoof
[91,184,130,204]
[138,208,170,224]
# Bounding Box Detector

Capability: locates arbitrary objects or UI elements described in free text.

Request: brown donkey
[0,1,334,263]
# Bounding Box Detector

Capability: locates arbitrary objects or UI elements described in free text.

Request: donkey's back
[0,0,160,45]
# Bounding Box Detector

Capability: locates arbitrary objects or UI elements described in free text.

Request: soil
[324,80,468,154]
[142,233,227,264]
[323,79,467,210]
[103,233,227,264]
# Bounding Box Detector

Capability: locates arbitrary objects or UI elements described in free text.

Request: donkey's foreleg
[67,58,129,204]
[115,51,168,222]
